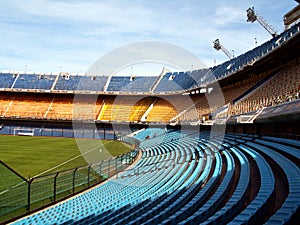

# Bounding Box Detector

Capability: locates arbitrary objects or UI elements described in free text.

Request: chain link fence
[0,149,138,223]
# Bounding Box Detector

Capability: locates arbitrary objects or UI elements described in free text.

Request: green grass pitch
[0,135,134,222]
[0,135,133,179]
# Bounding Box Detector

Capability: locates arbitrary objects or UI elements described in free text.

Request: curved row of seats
[11,129,300,225]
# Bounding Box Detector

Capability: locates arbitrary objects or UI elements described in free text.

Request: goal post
[13,128,35,136]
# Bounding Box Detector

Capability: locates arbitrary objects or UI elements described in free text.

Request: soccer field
[0,135,133,178]
[0,135,134,222]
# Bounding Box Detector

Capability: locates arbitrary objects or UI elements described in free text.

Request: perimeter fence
[0,149,138,224]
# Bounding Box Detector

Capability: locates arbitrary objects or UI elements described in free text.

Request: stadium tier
[8,128,300,225]
[0,22,299,126]
[229,61,300,115]
[0,56,299,123]
[1,22,299,95]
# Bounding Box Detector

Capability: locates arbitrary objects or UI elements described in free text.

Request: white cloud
[0,0,297,73]
[213,6,245,26]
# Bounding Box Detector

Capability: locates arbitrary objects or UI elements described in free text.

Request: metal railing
[0,149,138,224]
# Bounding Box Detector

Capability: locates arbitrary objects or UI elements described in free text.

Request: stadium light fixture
[213,39,234,60]
[246,7,277,37]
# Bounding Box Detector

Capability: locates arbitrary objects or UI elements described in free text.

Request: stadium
[1,1,300,225]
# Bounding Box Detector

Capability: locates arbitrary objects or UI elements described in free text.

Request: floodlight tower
[246,7,277,37]
[213,39,234,60]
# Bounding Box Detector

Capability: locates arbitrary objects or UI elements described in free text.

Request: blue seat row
[0,73,16,88]
[127,145,212,224]
[244,141,300,224]
[74,132,207,225]
[228,145,275,224]
[262,136,300,148]
[164,150,232,225]
[11,129,300,225]
[200,146,251,225]
[13,74,56,90]
[254,139,300,160]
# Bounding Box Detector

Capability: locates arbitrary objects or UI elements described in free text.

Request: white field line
[0,140,114,195]
[9,150,142,225]
[33,140,114,177]
[0,144,76,151]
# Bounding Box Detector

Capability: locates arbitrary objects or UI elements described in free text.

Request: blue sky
[0,0,297,75]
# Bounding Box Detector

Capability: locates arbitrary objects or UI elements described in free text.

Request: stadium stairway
[10,129,300,225]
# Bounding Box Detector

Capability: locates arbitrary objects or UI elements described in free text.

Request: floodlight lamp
[246,7,257,23]
[213,39,221,51]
